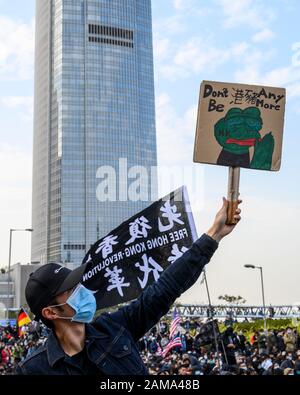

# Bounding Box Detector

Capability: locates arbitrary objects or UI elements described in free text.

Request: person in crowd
[257,331,268,354]
[267,330,278,353]
[284,327,297,352]
[221,326,239,366]
[280,351,294,370]
[294,352,300,376]
[237,330,246,352]
[276,330,286,352]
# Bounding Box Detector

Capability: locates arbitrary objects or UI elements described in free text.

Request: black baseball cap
[25,263,87,319]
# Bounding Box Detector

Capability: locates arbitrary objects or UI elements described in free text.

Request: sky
[0,0,299,306]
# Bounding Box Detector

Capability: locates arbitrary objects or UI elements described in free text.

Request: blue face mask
[50,283,96,323]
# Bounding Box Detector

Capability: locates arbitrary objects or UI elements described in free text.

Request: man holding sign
[16,196,241,375]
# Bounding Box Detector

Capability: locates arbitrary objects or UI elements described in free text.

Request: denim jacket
[16,234,218,375]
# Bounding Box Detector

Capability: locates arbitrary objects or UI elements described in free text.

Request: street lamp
[244,264,268,346]
[6,228,33,321]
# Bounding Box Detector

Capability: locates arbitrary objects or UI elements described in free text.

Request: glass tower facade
[32,0,157,265]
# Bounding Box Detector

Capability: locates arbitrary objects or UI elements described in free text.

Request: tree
[218,295,246,305]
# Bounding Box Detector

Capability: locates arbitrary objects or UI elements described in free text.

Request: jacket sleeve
[109,233,218,342]
[14,364,26,375]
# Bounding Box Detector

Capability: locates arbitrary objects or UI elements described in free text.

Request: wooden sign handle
[226,167,240,225]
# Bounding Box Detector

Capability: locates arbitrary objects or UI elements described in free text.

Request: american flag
[169,307,181,339]
[159,336,182,358]
[156,308,183,358]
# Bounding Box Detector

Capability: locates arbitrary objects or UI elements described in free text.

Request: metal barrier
[168,305,300,319]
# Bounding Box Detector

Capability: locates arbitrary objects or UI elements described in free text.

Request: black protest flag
[81,186,197,309]
[196,320,220,347]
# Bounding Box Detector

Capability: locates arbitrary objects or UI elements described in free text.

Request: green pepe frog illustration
[214,107,275,170]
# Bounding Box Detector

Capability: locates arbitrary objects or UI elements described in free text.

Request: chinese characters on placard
[96,200,189,297]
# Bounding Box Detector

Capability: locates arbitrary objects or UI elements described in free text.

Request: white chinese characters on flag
[81,186,198,309]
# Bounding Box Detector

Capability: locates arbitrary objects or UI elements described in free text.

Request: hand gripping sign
[194,80,286,224]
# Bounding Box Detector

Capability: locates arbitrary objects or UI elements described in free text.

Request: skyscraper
[31,0,157,265]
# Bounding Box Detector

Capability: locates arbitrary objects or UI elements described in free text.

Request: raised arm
[108,197,242,342]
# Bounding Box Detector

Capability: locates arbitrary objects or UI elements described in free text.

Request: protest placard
[194,80,286,224]
[194,80,286,171]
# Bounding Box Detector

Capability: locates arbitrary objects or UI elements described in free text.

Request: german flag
[17,307,31,336]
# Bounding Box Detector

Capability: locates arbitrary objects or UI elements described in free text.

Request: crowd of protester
[138,318,300,376]
[1,317,300,375]
[0,322,48,375]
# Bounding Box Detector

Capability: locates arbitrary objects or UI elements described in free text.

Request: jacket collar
[46,330,66,368]
[46,323,109,367]
[86,323,110,340]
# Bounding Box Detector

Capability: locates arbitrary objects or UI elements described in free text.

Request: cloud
[295,102,300,114]
[0,15,35,80]
[153,4,213,80]
[233,40,300,98]
[153,37,171,63]
[174,37,231,75]
[234,48,273,83]
[291,42,300,67]
[155,36,234,80]
[156,37,257,81]
[0,96,32,108]
[156,93,197,168]
[288,82,300,97]
[173,0,189,10]
[0,144,32,268]
[153,14,186,36]
[0,144,32,185]
[154,1,212,45]
[231,42,250,57]
[172,0,211,16]
[235,47,300,98]
[0,96,33,123]
[155,63,188,82]
[155,93,205,213]
[217,0,275,30]
[153,3,292,90]
[252,28,276,43]
[265,67,300,87]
